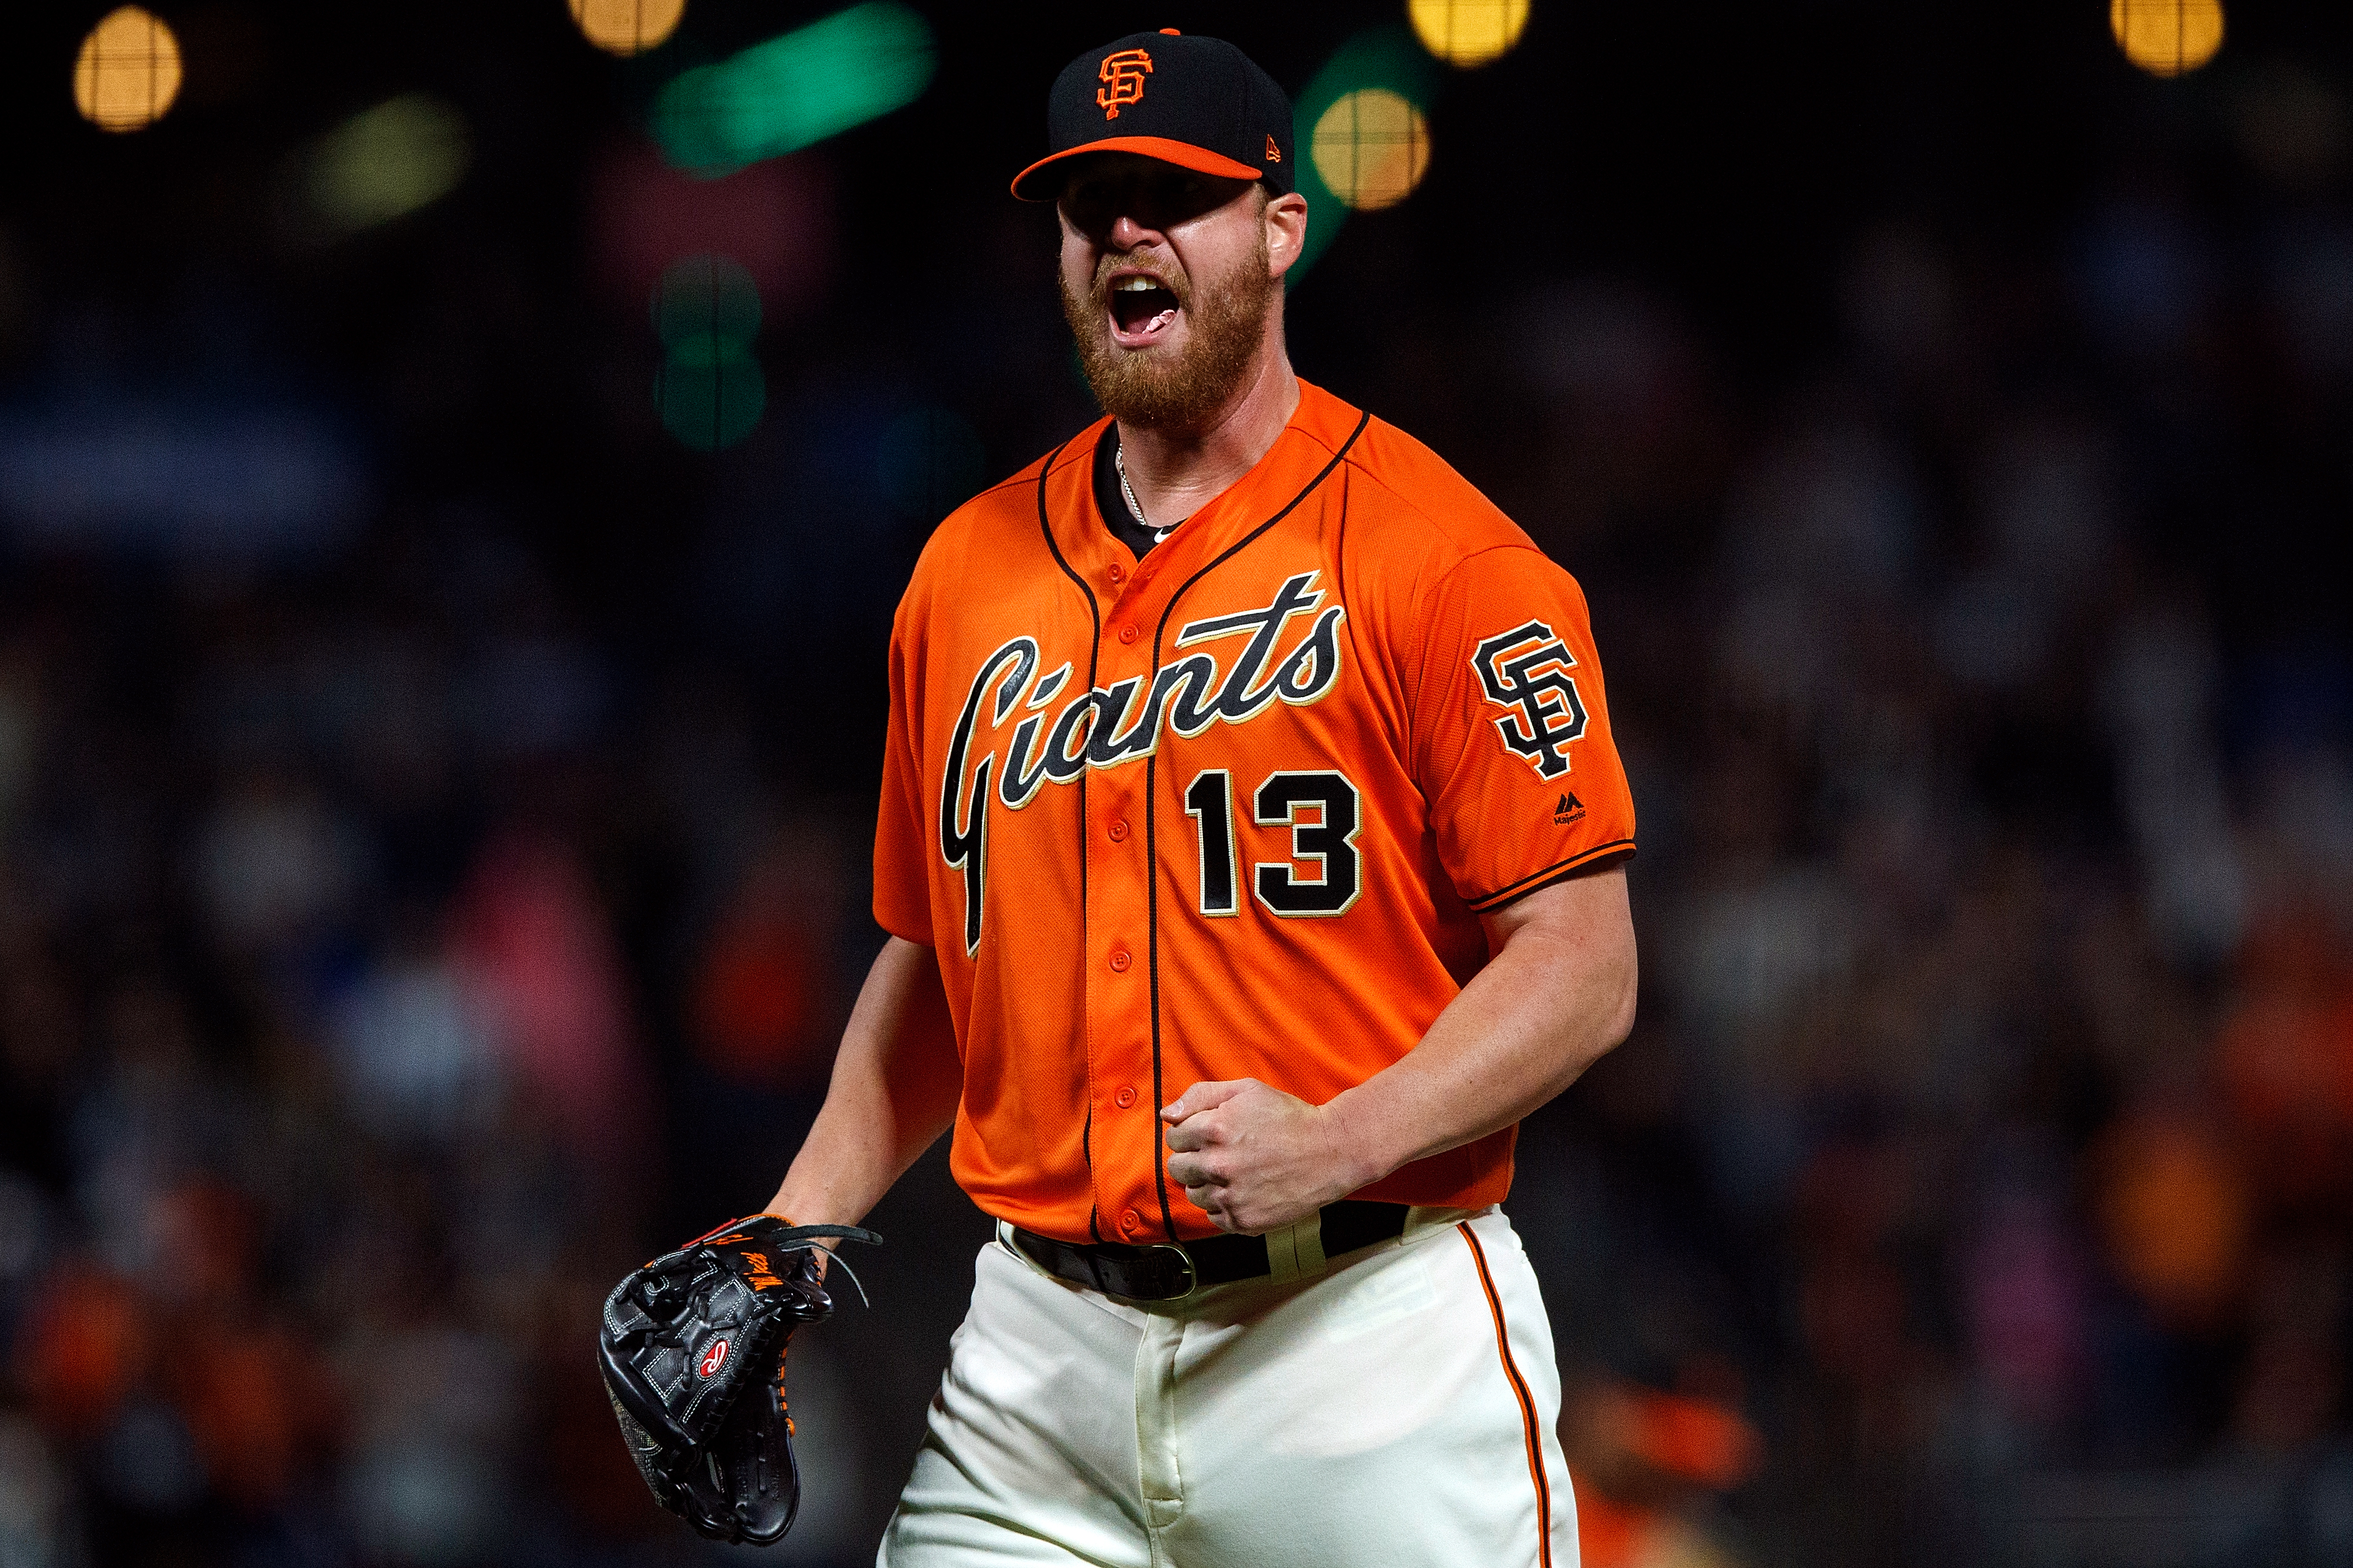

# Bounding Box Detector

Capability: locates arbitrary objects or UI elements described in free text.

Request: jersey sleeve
[872,604,935,945]
[1411,547,1636,912]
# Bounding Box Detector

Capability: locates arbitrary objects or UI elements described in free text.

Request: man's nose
[1108,212,1164,250]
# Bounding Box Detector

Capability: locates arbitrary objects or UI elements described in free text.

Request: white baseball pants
[876,1205,1577,1568]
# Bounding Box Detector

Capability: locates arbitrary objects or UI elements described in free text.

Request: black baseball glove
[598,1215,881,1545]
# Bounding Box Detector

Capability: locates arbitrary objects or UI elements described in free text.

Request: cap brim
[1010,136,1264,202]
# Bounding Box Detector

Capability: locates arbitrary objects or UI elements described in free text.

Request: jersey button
[1108,818,1129,842]
[1108,947,1132,973]
[1107,562,1126,585]
[1119,1209,1143,1235]
[1117,624,1140,645]
[1114,1085,1136,1109]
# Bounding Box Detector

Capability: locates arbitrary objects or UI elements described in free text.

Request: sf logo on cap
[1097,48,1152,119]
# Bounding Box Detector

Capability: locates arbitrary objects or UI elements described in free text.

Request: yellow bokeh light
[1408,0,1531,69]
[2110,0,2225,79]
[305,96,473,237]
[73,6,182,133]
[1311,89,1432,213]
[569,0,687,57]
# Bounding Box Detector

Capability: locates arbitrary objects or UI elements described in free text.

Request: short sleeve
[1411,547,1636,912]
[872,606,935,944]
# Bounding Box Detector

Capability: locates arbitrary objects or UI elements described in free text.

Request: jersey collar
[1056,379,1365,607]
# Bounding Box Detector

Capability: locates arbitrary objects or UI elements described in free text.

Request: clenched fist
[1161,1079,1373,1234]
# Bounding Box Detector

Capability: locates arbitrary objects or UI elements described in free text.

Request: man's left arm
[1162,864,1635,1234]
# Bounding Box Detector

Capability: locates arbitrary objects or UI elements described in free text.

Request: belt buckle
[1141,1242,1198,1302]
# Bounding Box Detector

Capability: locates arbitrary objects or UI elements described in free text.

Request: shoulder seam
[1421,542,1558,598]
[1338,441,1520,554]
[1404,543,1558,724]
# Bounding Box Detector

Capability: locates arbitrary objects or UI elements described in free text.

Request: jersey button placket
[1087,598,1162,1243]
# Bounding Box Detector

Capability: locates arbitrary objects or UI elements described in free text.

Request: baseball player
[768,29,1638,1567]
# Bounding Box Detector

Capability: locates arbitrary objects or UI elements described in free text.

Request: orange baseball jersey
[872,380,1635,1245]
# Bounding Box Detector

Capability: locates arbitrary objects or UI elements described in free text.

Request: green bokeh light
[652,2,936,176]
[652,253,762,349]
[655,336,766,450]
[1290,28,1444,280]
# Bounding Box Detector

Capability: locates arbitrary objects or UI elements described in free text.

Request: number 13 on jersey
[1183,768,1362,920]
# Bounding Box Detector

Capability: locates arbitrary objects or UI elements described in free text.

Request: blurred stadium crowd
[4,4,2353,1567]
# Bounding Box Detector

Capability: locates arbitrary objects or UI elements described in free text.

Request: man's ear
[1265,193,1310,280]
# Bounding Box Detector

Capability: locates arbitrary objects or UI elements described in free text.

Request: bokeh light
[1288,27,1444,277]
[595,146,836,319]
[652,2,935,176]
[651,253,764,450]
[2111,0,2225,79]
[72,7,182,133]
[569,0,686,57]
[1408,0,1531,68]
[1311,88,1432,212]
[652,253,761,349]
[655,338,765,451]
[304,96,472,237]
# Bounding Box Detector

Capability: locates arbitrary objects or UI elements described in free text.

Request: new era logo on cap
[1012,30,1297,202]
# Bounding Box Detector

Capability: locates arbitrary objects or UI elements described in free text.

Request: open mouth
[1107,273,1181,342]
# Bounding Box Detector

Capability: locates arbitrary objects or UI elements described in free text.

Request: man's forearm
[1323,867,1636,1190]
[1161,868,1637,1233]
[767,935,963,1227]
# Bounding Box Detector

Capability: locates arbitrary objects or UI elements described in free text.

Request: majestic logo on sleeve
[1096,48,1153,119]
[941,572,1344,953]
[1472,620,1589,780]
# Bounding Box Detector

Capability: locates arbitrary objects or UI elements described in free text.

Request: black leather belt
[1010,1201,1410,1302]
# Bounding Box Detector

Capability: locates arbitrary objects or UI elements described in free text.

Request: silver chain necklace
[1115,444,1179,543]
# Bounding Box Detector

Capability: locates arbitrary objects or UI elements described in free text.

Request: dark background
[4,3,2352,1565]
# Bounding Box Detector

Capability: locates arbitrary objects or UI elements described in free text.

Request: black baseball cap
[1010,29,1296,203]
